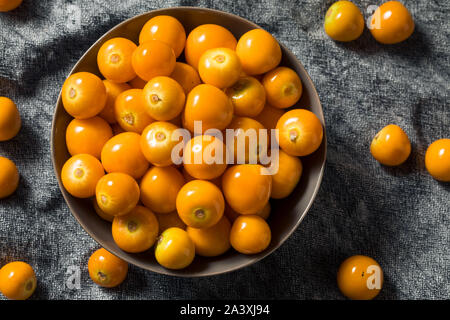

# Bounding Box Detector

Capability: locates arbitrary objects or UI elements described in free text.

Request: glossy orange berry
[269,149,302,199]
[65,117,113,159]
[128,76,147,89]
[337,255,383,300]
[185,24,237,70]
[187,216,231,257]
[230,215,271,254]
[0,261,36,300]
[183,84,233,133]
[262,67,303,109]
[155,227,195,269]
[142,76,185,121]
[225,76,266,117]
[276,109,323,157]
[222,164,272,215]
[0,97,21,141]
[93,199,114,222]
[0,156,19,199]
[97,37,137,83]
[181,167,222,188]
[100,80,131,124]
[101,132,149,179]
[370,124,411,166]
[140,166,185,214]
[170,62,201,95]
[61,72,107,119]
[236,29,281,75]
[253,104,285,131]
[324,1,364,42]
[95,172,140,217]
[61,154,104,198]
[131,40,176,81]
[139,15,186,58]
[112,205,159,253]
[88,248,128,288]
[155,211,186,234]
[425,139,450,182]
[198,48,242,89]
[114,88,154,133]
[369,1,414,44]
[0,0,22,12]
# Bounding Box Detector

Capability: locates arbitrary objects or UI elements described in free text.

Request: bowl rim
[51,6,327,277]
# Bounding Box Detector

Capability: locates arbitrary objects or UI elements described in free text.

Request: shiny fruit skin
[61,154,104,199]
[97,37,137,83]
[61,72,107,119]
[182,167,222,188]
[253,104,285,131]
[324,1,364,42]
[270,149,302,199]
[170,62,201,95]
[185,24,237,70]
[276,109,323,157]
[131,40,176,81]
[183,134,228,180]
[140,121,181,167]
[100,80,131,124]
[187,216,231,257]
[176,180,225,229]
[198,48,242,89]
[115,88,154,133]
[183,84,233,133]
[0,261,36,300]
[0,156,19,199]
[230,215,271,254]
[139,15,186,58]
[143,76,185,121]
[93,199,114,222]
[262,67,303,109]
[425,139,450,182]
[0,0,22,12]
[370,124,411,166]
[0,97,21,141]
[112,205,159,253]
[225,76,266,117]
[222,164,272,215]
[140,166,185,214]
[88,248,128,288]
[337,255,383,300]
[370,1,414,44]
[155,211,186,234]
[65,117,113,159]
[155,227,195,270]
[95,172,140,217]
[236,29,281,75]
[101,132,149,179]
[128,76,147,89]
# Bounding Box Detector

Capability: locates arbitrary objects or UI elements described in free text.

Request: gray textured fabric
[0,0,449,300]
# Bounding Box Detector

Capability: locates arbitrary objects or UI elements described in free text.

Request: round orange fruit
[324,1,365,42]
[425,139,450,182]
[155,227,195,269]
[0,156,19,199]
[88,248,128,288]
[170,62,201,95]
[97,37,137,83]
[370,124,411,166]
[225,76,266,117]
[0,96,21,141]
[115,88,154,133]
[0,261,36,300]
[198,47,242,89]
[131,40,176,81]
[262,67,303,109]
[187,216,231,257]
[100,80,131,124]
[230,215,271,254]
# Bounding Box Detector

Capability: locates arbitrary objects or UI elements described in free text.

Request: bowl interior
[51,7,326,277]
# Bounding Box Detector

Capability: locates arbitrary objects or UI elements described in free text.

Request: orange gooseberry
[139,166,185,214]
[183,84,233,133]
[88,248,128,288]
[0,97,21,141]
[0,156,19,199]
[115,88,154,133]
[369,1,414,44]
[236,29,281,75]
[0,261,36,300]
[0,0,22,12]
[95,172,140,217]
[370,124,411,166]
[225,201,270,221]
[253,104,285,131]
[198,47,242,89]
[155,211,186,234]
[337,255,383,300]
[142,76,185,121]
[100,80,131,124]
[269,149,302,199]
[187,216,231,257]
[101,132,149,179]
[222,164,272,215]
[128,76,147,89]
[131,40,176,81]
[262,67,303,109]
[112,205,159,253]
[185,24,237,70]
[225,76,266,117]
[182,167,222,188]
[425,139,450,182]
[61,72,107,119]
[324,1,365,42]
[170,62,201,95]
[65,117,113,159]
[139,15,186,58]
[93,199,114,222]
[155,227,195,269]
[230,215,271,254]
[61,154,104,198]
[276,109,323,157]
[97,37,137,83]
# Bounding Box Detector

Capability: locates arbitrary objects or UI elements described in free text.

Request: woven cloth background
[0,0,449,300]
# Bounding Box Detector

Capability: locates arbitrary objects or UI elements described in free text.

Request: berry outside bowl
[51,7,327,277]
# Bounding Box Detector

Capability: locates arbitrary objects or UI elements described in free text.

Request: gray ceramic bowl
[51,7,326,277]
